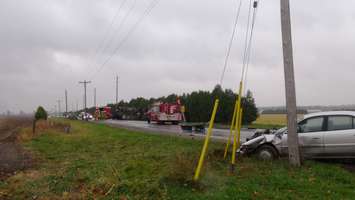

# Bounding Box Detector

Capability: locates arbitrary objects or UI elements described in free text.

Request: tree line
[103,85,258,125]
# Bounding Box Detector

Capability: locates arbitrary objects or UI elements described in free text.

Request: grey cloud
[0,0,355,113]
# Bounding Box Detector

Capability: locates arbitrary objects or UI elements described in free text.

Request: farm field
[1,119,355,199]
[250,114,305,129]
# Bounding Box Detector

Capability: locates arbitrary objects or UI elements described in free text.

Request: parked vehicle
[94,107,112,120]
[239,111,355,160]
[78,112,93,121]
[66,112,78,120]
[146,101,184,124]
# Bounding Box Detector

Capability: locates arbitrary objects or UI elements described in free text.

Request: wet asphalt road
[101,120,256,142]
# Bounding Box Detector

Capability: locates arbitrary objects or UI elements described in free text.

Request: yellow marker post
[236,108,243,149]
[223,96,239,159]
[231,81,243,169]
[193,99,219,181]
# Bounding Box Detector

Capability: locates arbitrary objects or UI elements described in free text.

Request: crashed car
[238,111,355,160]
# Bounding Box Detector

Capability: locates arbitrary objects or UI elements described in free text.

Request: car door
[297,116,325,158]
[323,115,355,157]
[280,116,325,158]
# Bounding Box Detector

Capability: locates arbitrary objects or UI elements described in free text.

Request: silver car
[239,111,355,160]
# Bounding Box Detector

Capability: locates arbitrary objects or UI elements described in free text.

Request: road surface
[101,120,256,142]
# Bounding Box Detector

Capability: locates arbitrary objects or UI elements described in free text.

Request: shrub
[35,106,48,121]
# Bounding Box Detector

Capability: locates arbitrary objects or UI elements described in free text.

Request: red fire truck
[146,100,185,125]
[94,106,112,120]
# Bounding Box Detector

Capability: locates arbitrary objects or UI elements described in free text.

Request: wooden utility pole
[280,0,301,166]
[57,100,61,116]
[94,88,97,107]
[76,100,78,112]
[115,75,119,104]
[65,89,68,114]
[79,80,91,115]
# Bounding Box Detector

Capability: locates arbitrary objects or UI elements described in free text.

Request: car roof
[304,111,355,119]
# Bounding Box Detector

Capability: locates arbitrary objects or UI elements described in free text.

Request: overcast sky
[1,0,354,113]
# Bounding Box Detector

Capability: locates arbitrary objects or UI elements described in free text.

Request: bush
[35,106,48,121]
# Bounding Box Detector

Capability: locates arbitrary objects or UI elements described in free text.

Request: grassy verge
[1,119,355,199]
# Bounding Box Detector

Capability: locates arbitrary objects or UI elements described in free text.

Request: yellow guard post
[223,95,239,159]
[236,108,243,149]
[231,81,243,169]
[193,99,219,181]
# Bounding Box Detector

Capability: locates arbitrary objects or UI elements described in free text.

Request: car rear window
[328,116,353,131]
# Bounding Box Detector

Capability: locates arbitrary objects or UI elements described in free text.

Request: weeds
[0,116,33,141]
[166,152,195,184]
[18,120,71,142]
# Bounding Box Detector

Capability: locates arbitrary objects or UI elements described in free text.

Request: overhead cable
[88,0,129,70]
[90,0,160,79]
[243,0,259,96]
[219,0,243,87]
[240,0,253,82]
[94,0,138,67]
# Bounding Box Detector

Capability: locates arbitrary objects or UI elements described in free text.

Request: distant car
[239,111,355,160]
[66,112,78,120]
[78,112,93,121]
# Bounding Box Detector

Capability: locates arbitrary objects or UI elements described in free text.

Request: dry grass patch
[253,114,304,126]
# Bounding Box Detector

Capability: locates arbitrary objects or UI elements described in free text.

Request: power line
[240,0,253,82]
[96,0,138,63]
[88,0,129,70]
[219,0,243,86]
[243,0,260,96]
[90,0,161,79]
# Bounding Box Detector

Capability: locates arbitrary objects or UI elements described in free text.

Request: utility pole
[65,89,68,114]
[57,100,61,116]
[79,80,91,116]
[280,0,301,166]
[115,75,119,104]
[94,88,97,108]
[76,99,78,112]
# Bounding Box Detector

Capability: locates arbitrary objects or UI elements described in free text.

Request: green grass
[1,120,355,199]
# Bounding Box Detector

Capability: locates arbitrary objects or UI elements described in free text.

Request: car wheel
[256,145,278,161]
